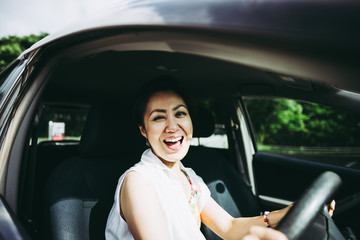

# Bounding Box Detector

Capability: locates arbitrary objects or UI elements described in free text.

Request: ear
[139,125,147,138]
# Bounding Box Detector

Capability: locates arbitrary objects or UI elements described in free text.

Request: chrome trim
[259,195,294,206]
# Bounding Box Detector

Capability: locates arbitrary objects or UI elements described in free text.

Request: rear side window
[243,97,360,170]
[38,104,89,143]
[191,100,229,149]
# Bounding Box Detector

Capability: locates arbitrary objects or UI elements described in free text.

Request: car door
[242,97,360,237]
[0,50,42,240]
[0,194,31,240]
[0,61,29,239]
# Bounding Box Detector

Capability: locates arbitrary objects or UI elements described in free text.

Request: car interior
[4,29,360,240]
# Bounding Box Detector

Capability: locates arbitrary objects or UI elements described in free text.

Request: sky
[0,0,117,37]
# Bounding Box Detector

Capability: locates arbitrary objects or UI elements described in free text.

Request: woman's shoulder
[120,170,159,211]
[122,170,150,189]
[120,160,162,190]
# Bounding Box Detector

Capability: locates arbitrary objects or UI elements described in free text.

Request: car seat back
[44,100,145,240]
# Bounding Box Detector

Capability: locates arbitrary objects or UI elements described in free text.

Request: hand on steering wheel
[276,171,342,240]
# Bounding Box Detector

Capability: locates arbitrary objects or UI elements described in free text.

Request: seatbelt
[229,118,251,187]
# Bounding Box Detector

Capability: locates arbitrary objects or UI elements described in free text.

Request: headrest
[192,107,215,138]
[79,101,145,157]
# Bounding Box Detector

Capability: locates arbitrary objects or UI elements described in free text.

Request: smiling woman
[105,77,291,240]
[1,1,360,239]
[133,77,194,163]
[139,91,193,164]
[105,78,209,239]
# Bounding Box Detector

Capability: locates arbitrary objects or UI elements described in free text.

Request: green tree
[0,33,48,71]
[302,103,360,147]
[245,98,308,144]
[245,98,360,147]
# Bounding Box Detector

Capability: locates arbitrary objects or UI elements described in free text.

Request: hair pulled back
[133,76,192,128]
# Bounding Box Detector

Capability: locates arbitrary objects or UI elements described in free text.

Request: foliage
[0,33,48,71]
[245,98,360,147]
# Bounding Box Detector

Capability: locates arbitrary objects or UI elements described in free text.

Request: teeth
[164,137,182,143]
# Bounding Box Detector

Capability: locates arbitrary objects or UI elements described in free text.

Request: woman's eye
[153,116,165,121]
[176,111,187,117]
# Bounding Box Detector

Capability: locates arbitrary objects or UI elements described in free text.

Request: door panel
[0,194,30,240]
[253,152,360,237]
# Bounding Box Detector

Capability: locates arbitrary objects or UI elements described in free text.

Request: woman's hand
[243,226,288,240]
[266,204,293,228]
[267,199,335,228]
[329,200,336,217]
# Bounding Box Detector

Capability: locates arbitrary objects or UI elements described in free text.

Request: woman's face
[139,91,193,164]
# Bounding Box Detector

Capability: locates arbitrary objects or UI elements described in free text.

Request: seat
[33,140,80,238]
[44,101,145,240]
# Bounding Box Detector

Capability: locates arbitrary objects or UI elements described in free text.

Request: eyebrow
[173,104,187,111]
[149,104,187,116]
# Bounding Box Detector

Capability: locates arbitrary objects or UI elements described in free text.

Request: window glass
[38,104,89,143]
[0,60,23,107]
[191,101,228,149]
[243,97,360,170]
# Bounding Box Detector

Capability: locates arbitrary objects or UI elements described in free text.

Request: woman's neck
[159,157,181,173]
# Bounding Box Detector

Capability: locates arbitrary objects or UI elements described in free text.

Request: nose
[165,116,178,132]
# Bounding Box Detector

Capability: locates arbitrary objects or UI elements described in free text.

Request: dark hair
[133,76,192,127]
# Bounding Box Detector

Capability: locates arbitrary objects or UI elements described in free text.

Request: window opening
[191,100,229,149]
[243,97,360,170]
[38,104,89,143]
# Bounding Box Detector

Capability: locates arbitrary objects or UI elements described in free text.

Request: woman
[105,79,291,240]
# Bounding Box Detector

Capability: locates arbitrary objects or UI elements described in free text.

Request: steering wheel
[276,171,342,240]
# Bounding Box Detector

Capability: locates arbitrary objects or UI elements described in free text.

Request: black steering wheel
[276,171,343,240]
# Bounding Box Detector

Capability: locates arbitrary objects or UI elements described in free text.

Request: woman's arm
[200,197,291,240]
[120,171,171,240]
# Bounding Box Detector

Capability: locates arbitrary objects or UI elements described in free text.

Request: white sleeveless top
[105,149,211,240]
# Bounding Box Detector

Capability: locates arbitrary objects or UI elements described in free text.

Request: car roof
[22,0,360,56]
[18,0,360,113]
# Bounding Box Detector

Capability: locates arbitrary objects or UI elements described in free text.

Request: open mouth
[163,136,184,150]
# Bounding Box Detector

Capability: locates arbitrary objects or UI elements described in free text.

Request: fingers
[329,200,335,217]
[243,226,288,240]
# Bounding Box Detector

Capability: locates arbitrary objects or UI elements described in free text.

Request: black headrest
[79,102,145,157]
[193,107,215,138]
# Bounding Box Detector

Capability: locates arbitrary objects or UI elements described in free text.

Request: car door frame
[237,96,360,235]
